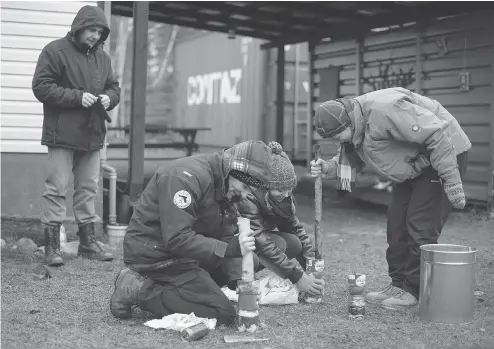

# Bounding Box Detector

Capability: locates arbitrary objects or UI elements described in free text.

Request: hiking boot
[381,289,418,310]
[365,283,403,304]
[44,224,64,266]
[77,222,113,261]
[110,268,145,319]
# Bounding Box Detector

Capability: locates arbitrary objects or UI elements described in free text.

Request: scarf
[336,100,366,192]
[264,191,295,219]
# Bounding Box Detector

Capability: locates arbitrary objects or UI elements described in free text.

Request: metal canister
[180,323,209,342]
[419,244,476,324]
[348,273,366,320]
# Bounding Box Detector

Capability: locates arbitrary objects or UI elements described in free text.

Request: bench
[107,124,211,156]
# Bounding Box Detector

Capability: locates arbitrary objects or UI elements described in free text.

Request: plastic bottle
[348,273,366,320]
[300,257,324,303]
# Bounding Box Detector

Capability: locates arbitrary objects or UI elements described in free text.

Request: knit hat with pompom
[268,141,297,191]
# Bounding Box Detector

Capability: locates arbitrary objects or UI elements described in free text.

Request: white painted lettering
[186,69,242,106]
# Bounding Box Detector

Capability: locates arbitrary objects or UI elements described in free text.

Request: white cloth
[221,271,299,306]
[143,313,217,332]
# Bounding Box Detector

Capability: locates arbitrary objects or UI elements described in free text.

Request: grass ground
[2,196,493,349]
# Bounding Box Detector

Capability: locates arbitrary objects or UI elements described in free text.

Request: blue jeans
[41,147,100,226]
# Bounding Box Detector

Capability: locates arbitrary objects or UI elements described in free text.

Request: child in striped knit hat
[235,142,325,298]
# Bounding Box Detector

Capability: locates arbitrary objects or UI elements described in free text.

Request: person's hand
[82,93,98,108]
[310,158,329,179]
[239,229,256,256]
[296,272,325,296]
[99,94,111,110]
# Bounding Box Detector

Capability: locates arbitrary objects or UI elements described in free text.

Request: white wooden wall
[1,1,97,153]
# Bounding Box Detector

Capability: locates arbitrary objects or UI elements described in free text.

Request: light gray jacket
[325,87,471,186]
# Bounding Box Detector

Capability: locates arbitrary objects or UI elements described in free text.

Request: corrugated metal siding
[311,11,494,206]
[0,1,97,153]
[173,33,268,151]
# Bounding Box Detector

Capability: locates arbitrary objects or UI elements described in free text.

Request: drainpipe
[100,135,118,225]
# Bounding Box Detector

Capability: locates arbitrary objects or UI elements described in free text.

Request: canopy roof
[111,1,492,46]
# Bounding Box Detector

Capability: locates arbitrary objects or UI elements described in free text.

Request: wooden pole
[306,41,315,169]
[128,1,149,203]
[313,144,322,261]
[300,144,325,303]
[236,217,260,333]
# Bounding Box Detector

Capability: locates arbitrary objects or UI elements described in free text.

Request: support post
[415,22,424,95]
[276,45,285,145]
[355,37,363,95]
[306,41,315,169]
[128,1,149,203]
[97,2,112,53]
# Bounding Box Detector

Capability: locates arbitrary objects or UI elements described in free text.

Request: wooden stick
[300,144,325,303]
[313,144,323,260]
[236,217,260,332]
[224,335,269,343]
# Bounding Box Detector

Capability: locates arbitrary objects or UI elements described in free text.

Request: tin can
[180,323,209,342]
[348,273,366,320]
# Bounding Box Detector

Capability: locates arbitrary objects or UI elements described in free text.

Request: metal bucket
[106,224,128,247]
[419,244,477,324]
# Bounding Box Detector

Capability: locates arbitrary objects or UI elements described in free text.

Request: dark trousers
[386,152,468,299]
[134,231,301,326]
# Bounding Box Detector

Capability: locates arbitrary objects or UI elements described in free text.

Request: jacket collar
[207,152,229,201]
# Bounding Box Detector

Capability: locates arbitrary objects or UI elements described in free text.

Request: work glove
[224,231,256,258]
[87,97,112,135]
[224,235,242,258]
[444,181,466,209]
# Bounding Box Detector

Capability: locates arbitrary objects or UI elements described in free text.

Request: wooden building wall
[310,11,494,207]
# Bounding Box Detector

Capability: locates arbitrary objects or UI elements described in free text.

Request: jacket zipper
[87,49,92,151]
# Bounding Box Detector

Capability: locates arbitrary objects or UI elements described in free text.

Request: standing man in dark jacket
[110,141,275,325]
[32,5,120,266]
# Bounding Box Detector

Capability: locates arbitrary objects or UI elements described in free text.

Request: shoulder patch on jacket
[412,125,420,132]
[173,190,191,209]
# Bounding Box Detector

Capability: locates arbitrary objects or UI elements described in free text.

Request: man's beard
[226,189,243,203]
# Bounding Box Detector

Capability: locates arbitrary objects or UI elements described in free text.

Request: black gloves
[87,97,112,135]
[224,235,242,258]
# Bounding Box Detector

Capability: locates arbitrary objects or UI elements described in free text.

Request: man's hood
[70,5,110,44]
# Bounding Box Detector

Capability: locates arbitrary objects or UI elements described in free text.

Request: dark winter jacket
[32,5,120,151]
[236,190,314,284]
[123,141,273,284]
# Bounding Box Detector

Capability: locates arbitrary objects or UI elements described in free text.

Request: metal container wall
[173,33,268,151]
[419,244,477,324]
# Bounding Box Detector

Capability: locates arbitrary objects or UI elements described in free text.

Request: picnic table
[107,124,211,156]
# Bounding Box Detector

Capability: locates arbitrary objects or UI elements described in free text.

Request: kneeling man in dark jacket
[110,141,275,325]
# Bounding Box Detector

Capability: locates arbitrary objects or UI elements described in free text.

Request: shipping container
[310,10,494,208]
[173,32,310,155]
[173,33,268,151]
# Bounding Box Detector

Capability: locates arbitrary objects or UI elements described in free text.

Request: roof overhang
[111,1,493,48]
